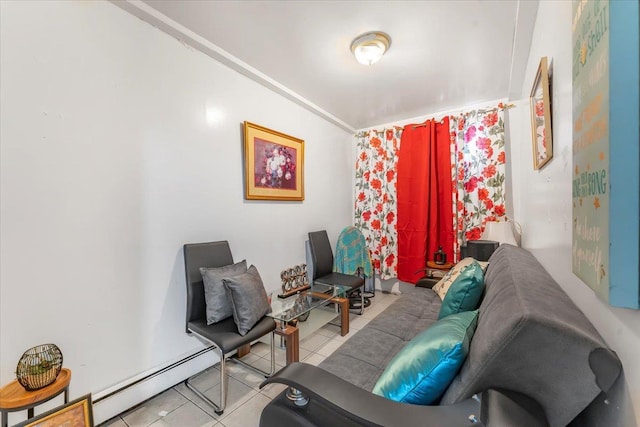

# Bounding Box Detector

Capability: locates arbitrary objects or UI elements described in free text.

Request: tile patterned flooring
[100,292,399,427]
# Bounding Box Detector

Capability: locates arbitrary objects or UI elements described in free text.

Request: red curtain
[397,117,454,283]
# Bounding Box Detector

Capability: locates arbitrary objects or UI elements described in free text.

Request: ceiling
[116,0,538,132]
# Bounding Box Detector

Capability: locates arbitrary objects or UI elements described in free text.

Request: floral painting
[253,139,297,190]
[243,121,304,201]
[530,56,553,169]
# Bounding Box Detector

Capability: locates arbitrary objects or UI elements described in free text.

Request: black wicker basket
[16,344,63,391]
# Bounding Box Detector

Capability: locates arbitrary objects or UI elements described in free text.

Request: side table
[416,262,454,288]
[426,261,454,272]
[0,368,71,427]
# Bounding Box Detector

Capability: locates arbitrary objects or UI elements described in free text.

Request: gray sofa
[260,245,622,427]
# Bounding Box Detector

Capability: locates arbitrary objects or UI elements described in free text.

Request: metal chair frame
[308,230,366,315]
[183,241,276,415]
[183,330,275,414]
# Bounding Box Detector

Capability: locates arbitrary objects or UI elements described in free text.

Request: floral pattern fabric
[354,128,401,279]
[353,104,508,277]
[450,106,508,260]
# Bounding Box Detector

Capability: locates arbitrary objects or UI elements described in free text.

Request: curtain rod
[355,103,516,136]
[412,103,516,129]
[355,126,402,138]
[478,102,516,113]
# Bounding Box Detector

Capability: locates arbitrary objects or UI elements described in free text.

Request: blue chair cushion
[372,310,478,405]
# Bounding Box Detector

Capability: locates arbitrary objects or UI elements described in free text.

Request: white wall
[509,1,640,424]
[0,1,352,423]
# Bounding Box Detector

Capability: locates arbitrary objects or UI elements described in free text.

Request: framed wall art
[243,121,304,201]
[572,0,640,309]
[15,394,94,427]
[530,56,553,170]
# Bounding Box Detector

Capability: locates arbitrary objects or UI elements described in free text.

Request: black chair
[308,230,366,315]
[183,241,276,415]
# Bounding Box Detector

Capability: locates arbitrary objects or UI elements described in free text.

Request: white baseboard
[92,349,219,425]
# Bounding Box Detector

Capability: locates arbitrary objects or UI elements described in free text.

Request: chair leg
[270,329,276,373]
[184,346,226,415]
[231,331,276,377]
[348,288,366,315]
[186,333,277,415]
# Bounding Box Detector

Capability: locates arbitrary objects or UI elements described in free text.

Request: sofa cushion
[200,260,247,324]
[319,285,441,391]
[372,310,478,405]
[438,261,484,319]
[432,257,476,299]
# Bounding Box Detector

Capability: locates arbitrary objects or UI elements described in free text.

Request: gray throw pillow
[223,265,272,336]
[200,260,247,325]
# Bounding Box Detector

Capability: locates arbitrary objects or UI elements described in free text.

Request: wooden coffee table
[267,283,348,365]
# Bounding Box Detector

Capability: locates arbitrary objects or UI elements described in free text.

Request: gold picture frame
[243,121,304,201]
[530,56,553,169]
[15,394,93,427]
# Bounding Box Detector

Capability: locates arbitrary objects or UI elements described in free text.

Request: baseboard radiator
[92,346,218,424]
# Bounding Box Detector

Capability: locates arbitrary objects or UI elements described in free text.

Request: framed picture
[243,121,304,201]
[15,394,93,427]
[530,56,553,169]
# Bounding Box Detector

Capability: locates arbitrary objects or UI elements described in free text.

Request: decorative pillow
[433,258,475,300]
[477,260,489,272]
[372,310,478,405]
[200,260,247,325]
[223,265,272,336]
[438,261,484,319]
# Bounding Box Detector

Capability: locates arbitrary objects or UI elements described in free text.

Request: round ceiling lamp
[350,31,391,66]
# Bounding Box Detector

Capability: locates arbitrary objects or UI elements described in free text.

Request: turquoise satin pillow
[438,261,484,319]
[372,310,478,405]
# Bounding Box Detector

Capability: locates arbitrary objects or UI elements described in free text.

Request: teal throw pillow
[438,261,484,319]
[372,310,478,405]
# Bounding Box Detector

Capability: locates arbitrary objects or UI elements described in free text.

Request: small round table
[426,261,454,272]
[0,368,71,427]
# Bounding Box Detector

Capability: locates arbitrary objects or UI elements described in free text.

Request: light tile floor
[100,292,399,427]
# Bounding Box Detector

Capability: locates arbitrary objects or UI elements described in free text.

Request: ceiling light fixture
[350,31,391,66]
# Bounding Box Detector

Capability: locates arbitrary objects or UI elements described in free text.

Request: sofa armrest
[259,363,481,427]
[481,388,549,427]
[259,363,549,427]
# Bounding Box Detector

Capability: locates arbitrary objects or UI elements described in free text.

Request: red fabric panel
[397,121,432,282]
[428,116,454,270]
[397,118,453,283]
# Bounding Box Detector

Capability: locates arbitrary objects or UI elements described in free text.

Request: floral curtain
[353,104,508,278]
[354,128,401,279]
[449,106,508,260]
